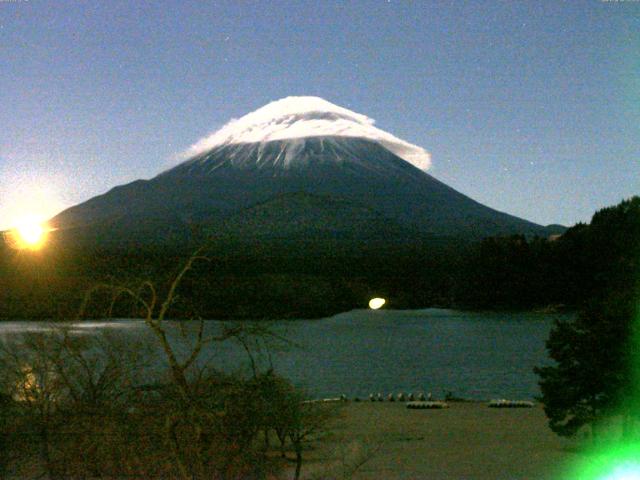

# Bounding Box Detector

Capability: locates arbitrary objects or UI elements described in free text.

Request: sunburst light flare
[5,216,51,251]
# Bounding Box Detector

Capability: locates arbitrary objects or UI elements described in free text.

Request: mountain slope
[52,136,557,245]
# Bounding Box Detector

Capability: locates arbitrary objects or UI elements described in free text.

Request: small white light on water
[369,298,386,310]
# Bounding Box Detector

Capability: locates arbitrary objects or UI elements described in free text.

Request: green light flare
[562,441,640,480]
[560,299,640,479]
[633,300,640,423]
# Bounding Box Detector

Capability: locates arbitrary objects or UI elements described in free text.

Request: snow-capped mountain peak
[182,96,431,170]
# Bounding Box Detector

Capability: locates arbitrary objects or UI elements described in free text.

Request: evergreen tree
[535,197,640,438]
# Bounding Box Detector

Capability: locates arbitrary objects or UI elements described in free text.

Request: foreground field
[300,401,579,480]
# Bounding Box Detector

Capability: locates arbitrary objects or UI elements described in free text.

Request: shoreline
[0,305,576,323]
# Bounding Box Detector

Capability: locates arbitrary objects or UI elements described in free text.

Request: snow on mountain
[181,96,431,170]
[50,97,563,246]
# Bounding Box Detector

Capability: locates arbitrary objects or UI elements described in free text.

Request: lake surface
[0,309,569,400]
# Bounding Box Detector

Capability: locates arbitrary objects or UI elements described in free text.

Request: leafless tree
[77,248,293,479]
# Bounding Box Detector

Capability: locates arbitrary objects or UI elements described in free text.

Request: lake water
[0,309,568,401]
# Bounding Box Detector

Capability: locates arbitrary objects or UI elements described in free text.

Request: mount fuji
[51,97,561,246]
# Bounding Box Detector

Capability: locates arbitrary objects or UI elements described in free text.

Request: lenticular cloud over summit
[183,96,432,170]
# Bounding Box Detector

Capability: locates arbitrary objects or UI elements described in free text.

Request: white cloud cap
[183,96,431,170]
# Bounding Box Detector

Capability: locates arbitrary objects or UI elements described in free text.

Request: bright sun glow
[369,297,386,310]
[17,222,44,246]
[6,217,49,250]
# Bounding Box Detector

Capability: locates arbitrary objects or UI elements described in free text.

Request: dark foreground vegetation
[1,197,637,320]
[0,330,341,479]
[0,264,343,479]
[535,196,640,442]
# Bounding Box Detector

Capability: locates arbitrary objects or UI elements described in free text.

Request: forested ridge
[1,196,637,320]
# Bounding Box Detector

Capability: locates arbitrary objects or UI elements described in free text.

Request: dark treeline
[534,195,639,441]
[0,237,463,319]
[461,196,639,310]
[1,196,637,320]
